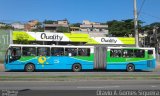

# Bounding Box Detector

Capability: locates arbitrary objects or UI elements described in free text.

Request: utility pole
[134,0,139,47]
[153,26,159,54]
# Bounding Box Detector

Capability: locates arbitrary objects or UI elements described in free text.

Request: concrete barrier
[0,64,4,72]
[156,61,160,70]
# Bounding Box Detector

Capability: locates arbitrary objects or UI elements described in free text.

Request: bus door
[147,50,154,67]
[94,46,106,70]
[5,48,10,64]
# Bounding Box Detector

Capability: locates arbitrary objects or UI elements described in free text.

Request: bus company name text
[101,38,117,43]
[41,33,63,41]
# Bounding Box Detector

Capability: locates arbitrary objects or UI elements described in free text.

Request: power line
[141,12,160,20]
[138,0,146,17]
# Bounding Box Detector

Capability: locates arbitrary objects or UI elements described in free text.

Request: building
[44,20,69,32]
[80,20,108,33]
[70,27,80,31]
[156,28,160,54]
[24,20,39,31]
[70,20,108,37]
[0,23,6,28]
[11,22,24,30]
[139,31,147,47]
[143,27,160,53]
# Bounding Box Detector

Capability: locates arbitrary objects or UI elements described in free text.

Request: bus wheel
[126,64,135,72]
[72,64,82,72]
[25,64,35,72]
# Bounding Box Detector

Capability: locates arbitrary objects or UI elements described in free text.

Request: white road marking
[77,86,120,89]
[151,86,157,88]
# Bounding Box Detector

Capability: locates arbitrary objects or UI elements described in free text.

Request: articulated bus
[4,44,156,72]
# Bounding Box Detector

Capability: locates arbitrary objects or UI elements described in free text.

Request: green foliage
[57,26,69,33]
[142,22,160,32]
[70,23,81,27]
[0,24,14,30]
[150,22,160,27]
[31,22,44,32]
[43,20,57,24]
[107,19,143,37]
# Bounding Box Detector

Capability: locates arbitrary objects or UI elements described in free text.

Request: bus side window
[51,48,64,56]
[148,50,153,55]
[65,48,77,56]
[22,47,36,56]
[78,48,90,56]
[134,49,145,58]
[148,50,153,58]
[122,49,134,58]
[110,49,122,57]
[37,47,50,56]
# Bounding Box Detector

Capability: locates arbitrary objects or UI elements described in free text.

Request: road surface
[0,80,160,96]
[0,80,160,90]
[0,71,160,76]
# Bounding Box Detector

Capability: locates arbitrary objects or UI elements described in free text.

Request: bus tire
[25,63,35,72]
[126,64,135,72]
[72,64,82,72]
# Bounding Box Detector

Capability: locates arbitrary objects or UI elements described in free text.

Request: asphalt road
[0,80,160,96]
[0,71,160,76]
[0,80,160,90]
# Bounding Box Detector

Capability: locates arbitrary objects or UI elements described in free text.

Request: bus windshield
[5,47,21,63]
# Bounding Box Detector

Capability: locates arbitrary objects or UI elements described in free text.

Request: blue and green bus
[4,44,156,72]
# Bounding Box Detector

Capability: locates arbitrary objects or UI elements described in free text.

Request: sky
[0,0,160,25]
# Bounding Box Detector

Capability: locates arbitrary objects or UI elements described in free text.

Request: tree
[31,22,44,32]
[107,19,143,37]
[0,24,14,30]
[43,20,57,24]
[142,22,160,34]
[56,26,69,33]
[70,23,81,27]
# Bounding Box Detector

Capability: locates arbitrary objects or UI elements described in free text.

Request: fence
[0,30,11,62]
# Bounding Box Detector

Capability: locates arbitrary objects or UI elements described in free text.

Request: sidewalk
[0,63,4,72]
[156,61,160,70]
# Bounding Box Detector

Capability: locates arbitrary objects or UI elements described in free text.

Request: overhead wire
[141,12,160,20]
[138,0,146,17]
[138,0,160,24]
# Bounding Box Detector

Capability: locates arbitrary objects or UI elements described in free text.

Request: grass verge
[0,75,160,81]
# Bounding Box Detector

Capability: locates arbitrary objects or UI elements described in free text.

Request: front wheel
[126,64,135,72]
[25,64,35,72]
[72,64,82,72]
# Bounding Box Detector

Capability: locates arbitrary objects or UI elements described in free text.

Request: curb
[0,75,160,81]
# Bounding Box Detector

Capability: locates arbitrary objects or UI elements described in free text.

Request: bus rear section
[106,47,156,71]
